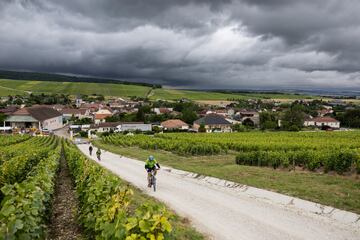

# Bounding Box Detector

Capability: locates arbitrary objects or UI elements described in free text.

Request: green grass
[0,79,151,98]
[151,88,316,101]
[94,141,360,215]
[0,79,318,100]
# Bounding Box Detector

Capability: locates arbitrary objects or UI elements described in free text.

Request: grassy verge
[94,141,360,215]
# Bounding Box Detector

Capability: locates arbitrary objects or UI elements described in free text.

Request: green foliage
[0,137,58,195]
[198,123,206,133]
[232,123,246,132]
[63,142,174,239]
[236,149,359,174]
[0,134,30,146]
[125,204,172,240]
[260,112,278,130]
[281,105,305,130]
[337,109,360,128]
[0,138,61,239]
[103,134,225,156]
[181,108,198,124]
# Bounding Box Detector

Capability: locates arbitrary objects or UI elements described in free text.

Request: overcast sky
[1,0,360,90]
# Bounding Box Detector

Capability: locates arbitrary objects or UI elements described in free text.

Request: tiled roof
[61,108,87,115]
[94,113,112,119]
[310,117,339,123]
[194,113,231,125]
[161,119,188,129]
[12,106,62,121]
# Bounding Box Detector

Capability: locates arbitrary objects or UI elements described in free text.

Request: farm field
[98,131,360,214]
[0,136,203,239]
[0,79,151,98]
[150,88,316,101]
[0,78,318,100]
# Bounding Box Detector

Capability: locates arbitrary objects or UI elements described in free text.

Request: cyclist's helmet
[149,155,155,161]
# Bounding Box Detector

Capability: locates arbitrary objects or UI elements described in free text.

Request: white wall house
[94,108,113,124]
[5,106,63,131]
[117,123,152,132]
[304,117,340,129]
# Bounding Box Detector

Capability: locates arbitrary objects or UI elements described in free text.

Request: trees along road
[77,144,360,240]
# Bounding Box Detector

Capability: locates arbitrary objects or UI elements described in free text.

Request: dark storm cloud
[0,0,359,89]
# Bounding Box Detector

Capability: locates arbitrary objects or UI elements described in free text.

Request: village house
[119,122,152,132]
[152,107,174,115]
[5,106,63,132]
[90,122,121,133]
[206,109,235,118]
[193,113,232,133]
[161,119,189,131]
[94,108,113,124]
[80,103,102,113]
[236,110,260,126]
[304,116,340,129]
[0,106,18,116]
[317,109,333,117]
[90,122,152,133]
[61,108,92,121]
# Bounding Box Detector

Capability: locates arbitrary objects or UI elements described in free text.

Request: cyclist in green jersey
[145,155,160,187]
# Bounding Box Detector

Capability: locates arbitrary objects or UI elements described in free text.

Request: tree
[232,123,246,132]
[242,118,255,127]
[198,123,206,132]
[259,112,278,130]
[337,109,360,128]
[0,113,6,123]
[281,105,305,131]
[136,106,151,121]
[181,108,198,124]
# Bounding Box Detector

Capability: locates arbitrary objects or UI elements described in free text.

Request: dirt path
[48,152,82,240]
[77,144,360,240]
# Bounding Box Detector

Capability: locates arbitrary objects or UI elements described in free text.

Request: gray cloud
[0,0,359,90]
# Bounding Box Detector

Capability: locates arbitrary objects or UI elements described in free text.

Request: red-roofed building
[161,119,189,130]
[94,109,113,124]
[304,117,340,129]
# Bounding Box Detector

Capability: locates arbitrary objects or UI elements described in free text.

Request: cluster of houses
[0,96,344,135]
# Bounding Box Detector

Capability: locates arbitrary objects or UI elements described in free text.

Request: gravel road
[77,144,360,240]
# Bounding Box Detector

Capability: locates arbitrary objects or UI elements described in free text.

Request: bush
[330,150,357,174]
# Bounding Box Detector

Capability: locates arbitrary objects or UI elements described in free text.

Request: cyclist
[96,148,101,161]
[145,155,160,187]
[89,144,93,156]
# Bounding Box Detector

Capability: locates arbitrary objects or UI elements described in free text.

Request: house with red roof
[161,119,189,130]
[304,116,340,129]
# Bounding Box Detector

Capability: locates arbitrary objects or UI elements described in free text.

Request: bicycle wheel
[152,175,156,192]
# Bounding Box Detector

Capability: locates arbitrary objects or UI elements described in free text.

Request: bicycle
[149,169,158,192]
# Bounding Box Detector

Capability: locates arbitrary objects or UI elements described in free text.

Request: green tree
[136,106,151,121]
[0,113,6,123]
[260,112,278,130]
[281,105,305,131]
[181,108,198,124]
[232,123,246,132]
[243,118,255,128]
[198,123,206,132]
[337,109,360,128]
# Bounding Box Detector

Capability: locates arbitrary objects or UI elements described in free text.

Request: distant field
[151,88,316,101]
[0,79,151,98]
[0,78,317,100]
